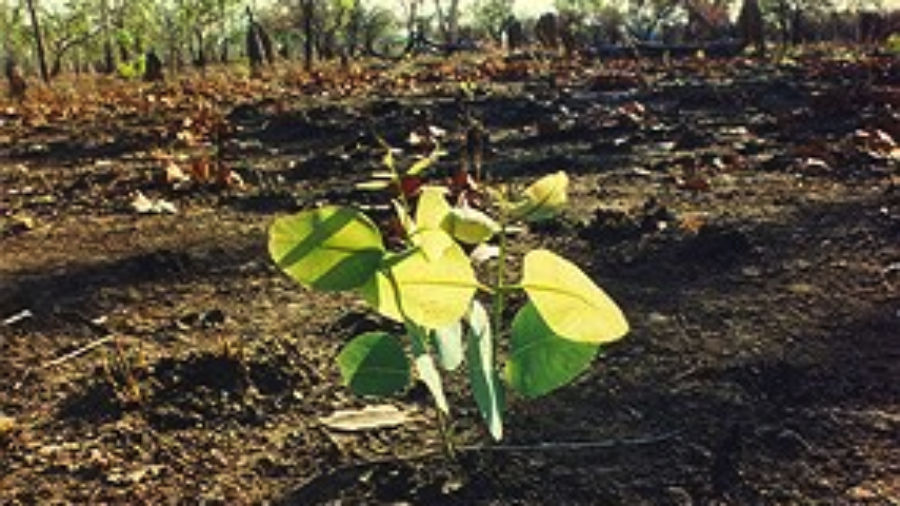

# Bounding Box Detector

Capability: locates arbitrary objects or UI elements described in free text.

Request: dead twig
[41,334,118,369]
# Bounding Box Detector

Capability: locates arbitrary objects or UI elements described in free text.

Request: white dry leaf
[131,191,154,213]
[408,131,425,146]
[319,404,419,432]
[470,243,500,264]
[155,199,178,214]
[131,191,178,214]
[164,161,191,186]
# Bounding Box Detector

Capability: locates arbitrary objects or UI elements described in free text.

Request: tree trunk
[737,0,765,56]
[302,0,314,71]
[447,0,460,45]
[100,0,115,73]
[24,0,49,83]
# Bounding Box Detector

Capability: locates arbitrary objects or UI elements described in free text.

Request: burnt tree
[143,49,164,81]
[246,7,274,78]
[737,0,765,56]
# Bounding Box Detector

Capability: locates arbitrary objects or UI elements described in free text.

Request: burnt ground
[1,53,899,504]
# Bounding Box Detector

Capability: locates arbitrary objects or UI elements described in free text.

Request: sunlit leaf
[415,186,451,231]
[370,170,396,179]
[410,324,449,413]
[382,148,397,170]
[355,180,393,191]
[407,154,435,176]
[337,332,410,397]
[431,321,463,371]
[505,302,600,398]
[520,249,628,344]
[466,300,504,440]
[269,206,385,291]
[391,199,415,238]
[509,171,569,222]
[442,206,500,245]
[361,242,478,329]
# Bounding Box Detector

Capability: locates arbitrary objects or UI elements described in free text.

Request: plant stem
[435,407,457,460]
[491,202,509,340]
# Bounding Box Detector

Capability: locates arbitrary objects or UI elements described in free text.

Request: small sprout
[269,141,627,449]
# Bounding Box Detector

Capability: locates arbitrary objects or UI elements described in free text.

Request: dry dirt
[1,53,899,504]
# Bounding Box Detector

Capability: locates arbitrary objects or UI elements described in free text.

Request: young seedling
[268,149,628,449]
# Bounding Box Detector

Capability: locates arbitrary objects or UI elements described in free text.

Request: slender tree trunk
[24,0,49,83]
[100,0,114,73]
[302,0,314,71]
[447,0,460,45]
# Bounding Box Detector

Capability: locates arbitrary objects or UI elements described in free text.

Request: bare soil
[1,53,899,504]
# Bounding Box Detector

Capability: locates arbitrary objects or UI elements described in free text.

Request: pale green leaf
[407,155,435,176]
[442,206,500,245]
[520,249,628,344]
[510,171,569,222]
[410,324,449,413]
[466,300,504,440]
[337,332,410,397]
[415,186,451,231]
[382,148,396,170]
[413,228,456,261]
[269,206,385,291]
[431,321,463,371]
[361,242,478,329]
[391,199,415,238]
[355,180,393,191]
[505,302,599,398]
[370,170,396,179]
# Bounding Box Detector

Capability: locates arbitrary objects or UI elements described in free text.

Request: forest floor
[1,50,899,504]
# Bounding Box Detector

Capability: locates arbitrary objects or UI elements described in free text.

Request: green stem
[492,204,509,342]
[435,408,457,460]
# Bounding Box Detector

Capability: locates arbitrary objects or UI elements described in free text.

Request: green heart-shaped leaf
[361,238,478,329]
[415,186,452,231]
[509,171,569,222]
[409,323,449,414]
[431,321,463,371]
[466,300,504,440]
[505,302,600,398]
[338,332,410,397]
[269,206,385,291]
[520,249,628,344]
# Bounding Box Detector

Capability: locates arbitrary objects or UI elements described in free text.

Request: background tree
[2,1,32,72]
[43,3,101,76]
[762,0,834,45]
[471,0,515,43]
[555,0,621,47]
[738,0,765,53]
[433,0,462,44]
[359,4,397,55]
[301,0,314,70]
[625,0,684,41]
[24,0,49,82]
